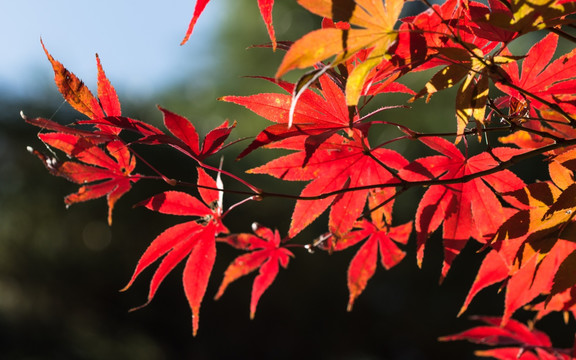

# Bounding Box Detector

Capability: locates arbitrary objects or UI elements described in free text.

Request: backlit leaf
[30,134,137,225]
[399,137,525,279]
[249,132,407,237]
[278,0,404,105]
[216,224,293,319]
[123,168,228,336]
[41,40,103,119]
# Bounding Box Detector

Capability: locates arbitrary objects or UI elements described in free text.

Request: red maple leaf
[398,0,498,72]
[181,0,276,49]
[42,40,123,133]
[496,33,576,113]
[502,240,576,324]
[398,137,525,279]
[122,167,227,336]
[334,189,412,310]
[440,316,573,360]
[222,70,414,160]
[529,286,576,322]
[441,316,552,347]
[39,40,170,141]
[467,0,519,43]
[24,115,115,143]
[460,180,576,324]
[221,74,361,161]
[215,222,293,318]
[25,112,165,145]
[249,130,408,238]
[29,134,137,225]
[138,106,235,162]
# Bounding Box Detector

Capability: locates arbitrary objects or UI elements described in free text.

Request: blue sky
[0,1,224,98]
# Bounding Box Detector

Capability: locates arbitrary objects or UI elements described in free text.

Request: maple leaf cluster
[24,0,576,357]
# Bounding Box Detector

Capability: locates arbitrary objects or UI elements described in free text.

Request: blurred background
[1,1,573,359]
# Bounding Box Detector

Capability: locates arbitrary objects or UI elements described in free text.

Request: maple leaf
[333,189,412,310]
[440,316,574,360]
[441,316,552,347]
[249,131,408,238]
[181,0,277,49]
[42,39,102,119]
[358,58,415,98]
[77,115,165,138]
[42,40,122,127]
[497,158,576,306]
[24,110,165,147]
[461,179,576,323]
[28,134,137,225]
[398,0,533,141]
[215,222,293,319]
[499,107,576,156]
[492,176,576,258]
[40,41,168,141]
[528,286,576,321]
[313,21,410,100]
[495,33,576,114]
[404,2,513,141]
[398,137,525,279]
[277,0,404,105]
[95,54,121,118]
[468,0,519,43]
[409,46,509,140]
[221,74,361,160]
[503,239,576,325]
[23,114,115,144]
[310,23,416,100]
[221,69,412,158]
[138,106,235,162]
[122,168,228,336]
[480,0,576,36]
[397,0,498,72]
[550,148,576,189]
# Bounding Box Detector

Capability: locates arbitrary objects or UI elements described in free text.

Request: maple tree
[22,0,576,357]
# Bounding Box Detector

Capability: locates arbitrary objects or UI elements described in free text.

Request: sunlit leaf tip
[181,0,211,46]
